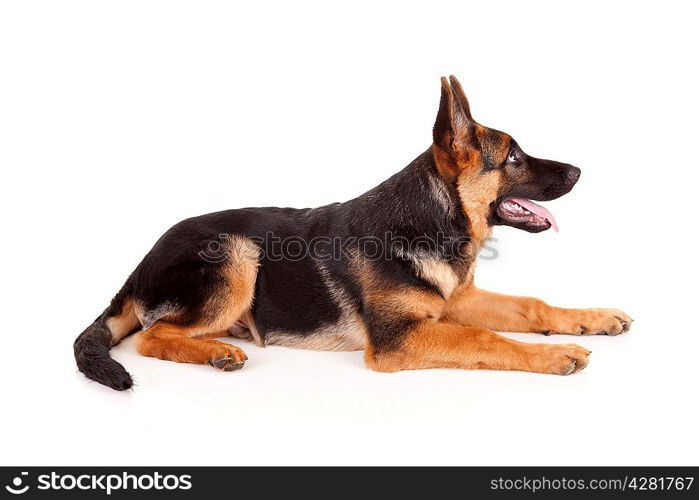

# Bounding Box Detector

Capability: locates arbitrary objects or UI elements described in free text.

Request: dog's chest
[412,257,461,299]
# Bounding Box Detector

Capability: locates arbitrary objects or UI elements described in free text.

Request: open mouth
[497,197,559,232]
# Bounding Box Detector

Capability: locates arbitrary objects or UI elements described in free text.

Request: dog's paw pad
[208,344,247,372]
[209,356,245,371]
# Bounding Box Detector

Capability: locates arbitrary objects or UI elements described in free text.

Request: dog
[74,76,632,390]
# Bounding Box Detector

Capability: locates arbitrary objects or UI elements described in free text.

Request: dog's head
[432,76,580,235]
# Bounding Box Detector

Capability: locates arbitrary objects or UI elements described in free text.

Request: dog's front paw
[541,308,633,336]
[573,308,633,336]
[530,343,591,375]
[578,308,632,335]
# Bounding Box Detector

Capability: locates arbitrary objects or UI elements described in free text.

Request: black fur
[74,316,134,391]
[74,80,580,390]
[74,283,136,390]
[74,149,474,389]
[131,149,468,337]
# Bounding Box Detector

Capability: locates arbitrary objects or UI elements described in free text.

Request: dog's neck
[347,148,477,265]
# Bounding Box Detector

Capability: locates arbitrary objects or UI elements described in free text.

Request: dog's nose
[566,166,581,183]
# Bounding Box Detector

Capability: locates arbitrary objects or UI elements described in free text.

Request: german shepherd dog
[75,76,632,391]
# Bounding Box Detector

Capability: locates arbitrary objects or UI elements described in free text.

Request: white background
[1,1,697,466]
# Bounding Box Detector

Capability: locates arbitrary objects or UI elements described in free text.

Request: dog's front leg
[364,320,590,375]
[443,286,632,336]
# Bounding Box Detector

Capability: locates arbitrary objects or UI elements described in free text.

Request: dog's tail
[73,282,141,391]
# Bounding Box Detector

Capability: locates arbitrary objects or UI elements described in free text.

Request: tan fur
[412,257,460,300]
[106,297,140,343]
[444,286,633,335]
[197,236,260,335]
[365,320,590,375]
[129,76,629,380]
[359,75,601,376]
[456,165,502,246]
[136,322,247,370]
[378,288,445,320]
[137,236,260,339]
[134,236,259,369]
[432,149,502,252]
[357,256,446,320]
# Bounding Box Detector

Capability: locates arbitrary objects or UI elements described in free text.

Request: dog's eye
[507,149,518,163]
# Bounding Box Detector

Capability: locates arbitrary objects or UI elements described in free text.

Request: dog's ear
[447,75,473,122]
[433,76,477,160]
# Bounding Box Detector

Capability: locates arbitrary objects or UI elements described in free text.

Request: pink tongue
[510,198,559,232]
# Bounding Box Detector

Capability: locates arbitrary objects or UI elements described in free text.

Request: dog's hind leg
[135,235,260,371]
[136,322,249,371]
